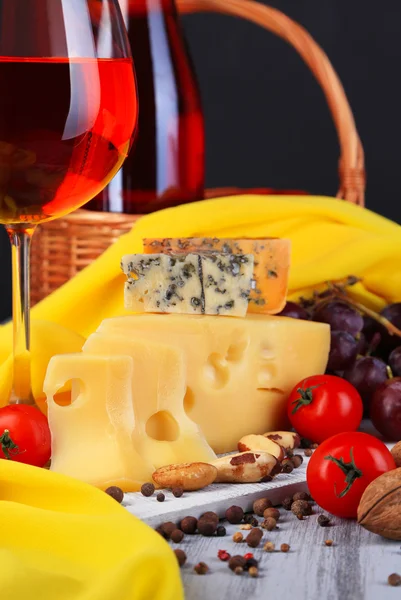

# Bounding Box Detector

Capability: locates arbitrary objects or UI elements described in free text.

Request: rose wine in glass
[0,0,138,404]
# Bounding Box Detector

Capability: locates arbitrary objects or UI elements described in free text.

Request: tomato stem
[291,384,321,414]
[0,429,19,461]
[324,447,363,498]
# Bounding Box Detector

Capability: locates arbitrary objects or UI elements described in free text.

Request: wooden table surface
[179,505,400,600]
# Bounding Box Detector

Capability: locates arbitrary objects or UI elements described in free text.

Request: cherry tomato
[287,374,363,443]
[307,432,395,518]
[0,405,51,467]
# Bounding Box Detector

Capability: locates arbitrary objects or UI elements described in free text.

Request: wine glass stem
[6,225,36,405]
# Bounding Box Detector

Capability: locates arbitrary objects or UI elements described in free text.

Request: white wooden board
[123,457,310,528]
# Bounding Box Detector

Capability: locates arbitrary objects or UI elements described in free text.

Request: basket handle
[177,0,365,206]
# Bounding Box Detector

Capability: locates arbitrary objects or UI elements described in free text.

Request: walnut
[357,468,401,540]
[391,442,401,468]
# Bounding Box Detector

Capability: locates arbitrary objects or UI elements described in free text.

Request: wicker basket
[31,0,366,306]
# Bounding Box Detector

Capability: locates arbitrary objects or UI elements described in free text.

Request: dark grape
[327,331,358,372]
[370,378,401,441]
[343,356,388,415]
[277,302,309,320]
[313,301,363,336]
[377,304,401,358]
[362,315,384,343]
[355,332,368,356]
[389,347,401,377]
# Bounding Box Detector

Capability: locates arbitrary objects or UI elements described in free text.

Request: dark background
[0,0,400,321]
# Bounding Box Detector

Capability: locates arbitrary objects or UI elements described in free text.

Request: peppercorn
[174,549,187,567]
[234,566,243,575]
[233,532,244,543]
[261,517,277,531]
[318,514,331,527]
[105,486,124,503]
[156,492,165,502]
[325,539,334,547]
[304,448,313,457]
[160,521,177,539]
[293,491,310,502]
[249,566,259,578]
[280,543,290,553]
[245,558,259,571]
[286,448,294,458]
[263,507,280,521]
[282,496,293,511]
[170,529,184,543]
[155,526,166,538]
[180,516,197,535]
[194,562,209,575]
[216,525,226,537]
[228,555,246,572]
[217,549,231,561]
[246,528,263,548]
[263,541,275,552]
[240,524,252,530]
[300,438,312,448]
[253,497,272,516]
[311,443,319,449]
[281,458,294,474]
[291,455,304,469]
[225,505,244,524]
[244,513,255,524]
[291,499,312,517]
[172,487,184,498]
[198,516,217,537]
[388,573,401,587]
[140,482,155,497]
[201,511,219,524]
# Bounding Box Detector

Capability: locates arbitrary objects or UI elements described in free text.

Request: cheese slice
[94,314,330,454]
[143,237,290,314]
[44,354,154,491]
[82,335,216,467]
[121,252,254,317]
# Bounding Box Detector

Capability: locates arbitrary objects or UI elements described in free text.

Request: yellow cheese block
[82,335,216,468]
[94,314,330,454]
[44,354,154,491]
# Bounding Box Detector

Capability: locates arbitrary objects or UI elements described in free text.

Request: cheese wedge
[143,237,290,314]
[44,354,154,491]
[94,314,330,454]
[82,335,216,467]
[121,252,254,317]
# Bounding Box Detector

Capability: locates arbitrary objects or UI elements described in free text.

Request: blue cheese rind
[121,253,254,317]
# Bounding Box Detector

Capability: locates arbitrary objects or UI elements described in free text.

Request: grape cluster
[278,300,401,439]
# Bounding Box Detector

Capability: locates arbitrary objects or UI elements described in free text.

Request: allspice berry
[174,549,187,567]
[253,497,272,516]
[263,541,275,552]
[318,514,331,527]
[325,539,334,547]
[160,522,177,539]
[249,566,259,578]
[194,562,209,575]
[388,573,401,587]
[172,487,184,498]
[304,448,313,457]
[225,505,244,524]
[228,555,246,572]
[246,528,263,548]
[140,482,155,497]
[216,525,226,537]
[180,516,198,535]
[105,486,124,503]
[156,492,165,502]
[291,499,312,517]
[170,529,184,543]
[292,455,303,469]
[262,517,277,532]
[280,543,290,553]
[281,459,294,474]
[201,511,219,524]
[198,516,217,537]
[232,532,244,543]
[263,507,280,521]
[282,496,293,511]
[293,491,310,502]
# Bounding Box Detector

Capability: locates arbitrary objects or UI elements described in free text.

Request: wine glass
[0,0,138,404]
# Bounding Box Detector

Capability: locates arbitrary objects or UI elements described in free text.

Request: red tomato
[0,405,51,467]
[307,432,395,518]
[287,374,363,443]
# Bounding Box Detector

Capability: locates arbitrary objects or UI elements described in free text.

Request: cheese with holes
[44,342,216,491]
[143,237,291,314]
[121,253,254,316]
[93,314,330,454]
[44,354,154,491]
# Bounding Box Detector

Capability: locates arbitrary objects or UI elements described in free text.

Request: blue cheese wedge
[121,253,254,317]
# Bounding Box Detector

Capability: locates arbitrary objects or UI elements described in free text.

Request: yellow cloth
[0,460,183,600]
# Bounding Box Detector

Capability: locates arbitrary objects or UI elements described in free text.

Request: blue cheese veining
[121,253,254,317]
